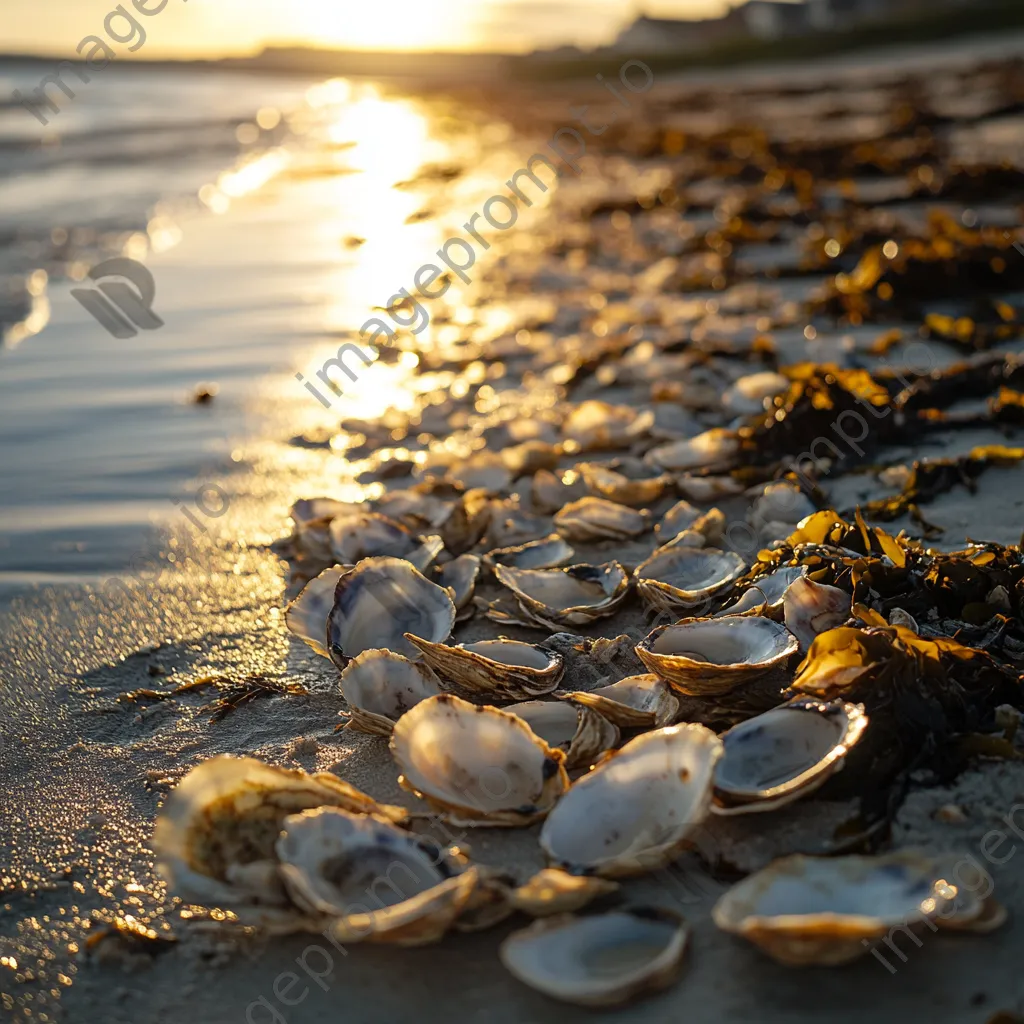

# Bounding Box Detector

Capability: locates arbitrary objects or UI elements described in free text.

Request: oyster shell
[562,400,652,452]
[285,566,348,658]
[713,852,972,966]
[553,497,649,543]
[783,576,851,650]
[326,557,456,663]
[722,371,789,416]
[749,482,817,531]
[539,724,723,876]
[339,649,443,736]
[509,869,619,917]
[404,635,563,702]
[390,694,569,826]
[276,807,476,946]
[561,674,679,729]
[634,547,746,614]
[500,908,689,1007]
[675,474,745,502]
[487,501,552,549]
[715,565,806,619]
[152,756,406,931]
[635,616,799,696]
[712,698,868,815]
[510,699,620,771]
[485,534,575,571]
[577,459,673,507]
[655,499,701,541]
[329,512,443,571]
[493,562,631,629]
[532,468,587,515]
[644,428,739,473]
[447,450,511,493]
[435,553,481,618]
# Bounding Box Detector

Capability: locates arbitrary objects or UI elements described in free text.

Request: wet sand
[3,34,1024,1024]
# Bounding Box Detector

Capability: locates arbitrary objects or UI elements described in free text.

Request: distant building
[611,11,748,53]
[741,1,810,40]
[806,0,887,31]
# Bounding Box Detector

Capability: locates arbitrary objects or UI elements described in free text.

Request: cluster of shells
[153,394,1009,1006]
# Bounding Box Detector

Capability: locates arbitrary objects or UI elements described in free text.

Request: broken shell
[635,547,746,614]
[500,908,689,1007]
[539,724,723,877]
[326,557,456,663]
[152,755,405,931]
[485,534,575,571]
[712,698,868,814]
[338,649,443,736]
[553,497,649,543]
[713,852,966,966]
[493,562,631,629]
[403,635,563,702]
[390,694,569,826]
[577,459,673,507]
[644,428,740,473]
[716,565,806,619]
[635,616,799,696]
[561,674,679,730]
[285,566,349,658]
[783,577,851,650]
[329,512,443,571]
[510,699,620,771]
[277,807,476,945]
[509,869,619,917]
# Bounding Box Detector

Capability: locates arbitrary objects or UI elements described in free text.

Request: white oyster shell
[510,699,620,771]
[783,576,851,650]
[644,428,739,473]
[329,511,443,571]
[152,756,406,932]
[404,635,563,702]
[338,649,442,736]
[390,694,569,826]
[485,534,575,571]
[715,565,806,619]
[326,557,456,663]
[501,908,689,1007]
[634,546,745,614]
[285,566,349,658]
[635,616,799,696]
[561,674,679,729]
[712,698,868,814]
[713,852,973,966]
[553,497,649,543]
[276,807,476,946]
[492,561,631,629]
[577,459,672,507]
[539,724,723,877]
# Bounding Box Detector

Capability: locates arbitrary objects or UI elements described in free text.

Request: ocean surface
[0,60,524,598]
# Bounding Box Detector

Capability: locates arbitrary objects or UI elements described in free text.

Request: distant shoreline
[2,0,1024,83]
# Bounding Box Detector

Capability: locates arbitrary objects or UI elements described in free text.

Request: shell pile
[155,58,1024,1008]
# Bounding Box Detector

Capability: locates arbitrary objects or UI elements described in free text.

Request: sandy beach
[3,30,1024,1024]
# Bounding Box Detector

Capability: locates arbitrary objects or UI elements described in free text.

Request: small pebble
[934,803,968,824]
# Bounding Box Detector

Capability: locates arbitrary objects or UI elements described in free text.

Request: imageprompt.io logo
[71,257,164,339]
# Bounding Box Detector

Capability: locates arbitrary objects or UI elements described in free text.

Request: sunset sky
[1,0,742,56]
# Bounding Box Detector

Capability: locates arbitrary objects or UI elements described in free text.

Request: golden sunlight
[302,0,467,51]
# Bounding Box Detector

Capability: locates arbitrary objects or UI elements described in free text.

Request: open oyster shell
[713,852,975,966]
[326,556,456,664]
[404,635,563,702]
[712,698,868,815]
[635,616,798,696]
[561,674,679,730]
[562,400,652,452]
[500,908,689,1007]
[509,699,620,771]
[152,756,406,932]
[285,566,349,658]
[554,497,649,543]
[485,534,575,571]
[655,499,701,541]
[338,649,443,736]
[635,547,746,614]
[783,576,851,650]
[435,553,481,621]
[492,562,631,630]
[390,694,569,826]
[539,724,723,877]
[577,459,673,507]
[644,428,739,473]
[329,511,443,571]
[276,807,476,946]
